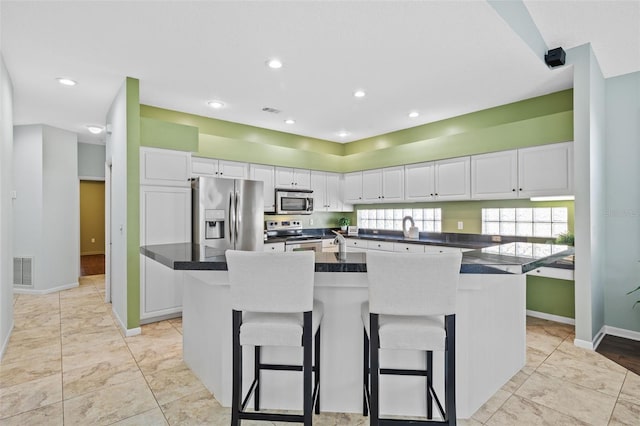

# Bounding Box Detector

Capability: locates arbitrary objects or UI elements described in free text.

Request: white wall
[604,71,640,332]
[569,43,607,348]
[106,80,129,332]
[13,125,79,293]
[42,126,79,289]
[0,53,15,359]
[78,142,106,180]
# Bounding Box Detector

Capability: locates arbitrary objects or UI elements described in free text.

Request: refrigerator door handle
[234,190,240,244]
[229,193,234,244]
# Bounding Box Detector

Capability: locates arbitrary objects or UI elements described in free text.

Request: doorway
[79,180,105,276]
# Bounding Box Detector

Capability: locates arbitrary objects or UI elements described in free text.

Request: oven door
[285,241,323,252]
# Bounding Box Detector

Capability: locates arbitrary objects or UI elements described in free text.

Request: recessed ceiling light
[284,119,295,125]
[87,125,103,134]
[353,90,366,98]
[57,78,77,86]
[338,131,351,138]
[208,100,225,109]
[266,58,283,69]
[408,111,419,118]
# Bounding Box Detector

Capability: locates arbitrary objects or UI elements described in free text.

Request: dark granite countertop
[140,242,574,275]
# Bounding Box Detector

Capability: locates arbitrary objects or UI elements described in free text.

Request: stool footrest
[238,411,305,423]
[380,368,428,376]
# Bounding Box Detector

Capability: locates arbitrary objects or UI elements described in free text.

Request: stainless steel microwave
[275,188,314,215]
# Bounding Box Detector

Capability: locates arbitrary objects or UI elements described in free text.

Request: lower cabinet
[264,242,285,252]
[140,185,191,322]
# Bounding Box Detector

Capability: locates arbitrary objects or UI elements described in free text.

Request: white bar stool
[362,251,462,426]
[226,250,323,426]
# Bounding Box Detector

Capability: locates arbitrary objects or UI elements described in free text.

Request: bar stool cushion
[241,300,324,347]
[361,302,446,351]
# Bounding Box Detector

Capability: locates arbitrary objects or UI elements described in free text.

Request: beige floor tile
[61,326,124,348]
[312,412,369,425]
[168,317,183,334]
[456,418,484,426]
[0,401,63,426]
[133,341,184,375]
[515,371,617,425]
[500,370,530,393]
[0,374,62,419]
[62,342,132,372]
[63,377,158,426]
[555,340,628,374]
[146,363,207,405]
[8,324,60,343]
[0,356,61,389]
[13,311,61,330]
[526,327,565,355]
[522,345,549,375]
[62,357,144,399]
[535,349,626,396]
[111,407,169,425]
[1,337,60,366]
[160,388,227,425]
[485,394,590,425]
[608,399,640,426]
[618,371,640,406]
[471,388,511,423]
[61,313,117,334]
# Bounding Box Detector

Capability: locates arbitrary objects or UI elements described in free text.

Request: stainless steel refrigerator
[192,177,264,251]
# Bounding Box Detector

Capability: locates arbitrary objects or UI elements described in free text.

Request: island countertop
[140,242,574,275]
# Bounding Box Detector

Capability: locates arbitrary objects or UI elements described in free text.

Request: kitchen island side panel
[182,270,525,419]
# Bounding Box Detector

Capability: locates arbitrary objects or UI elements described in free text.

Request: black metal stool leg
[363,328,369,416]
[254,345,261,411]
[315,325,321,414]
[303,312,312,426]
[370,314,380,426]
[231,310,242,426]
[445,314,456,425]
[427,350,433,419]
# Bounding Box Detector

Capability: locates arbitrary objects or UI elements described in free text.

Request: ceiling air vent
[262,107,281,114]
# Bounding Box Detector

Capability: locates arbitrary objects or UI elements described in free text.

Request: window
[482,207,568,238]
[357,208,442,232]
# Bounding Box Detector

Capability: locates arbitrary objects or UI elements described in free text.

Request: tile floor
[0,275,638,425]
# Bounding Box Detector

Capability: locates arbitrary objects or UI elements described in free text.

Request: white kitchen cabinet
[526,266,574,281]
[393,242,425,253]
[471,150,518,199]
[140,185,191,321]
[404,162,436,202]
[275,167,311,189]
[362,166,404,203]
[434,156,471,200]
[346,238,367,252]
[192,157,248,179]
[140,147,191,187]
[518,142,573,198]
[424,245,462,254]
[344,171,364,203]
[311,171,344,212]
[250,164,276,212]
[322,238,339,253]
[264,242,285,252]
[366,240,394,251]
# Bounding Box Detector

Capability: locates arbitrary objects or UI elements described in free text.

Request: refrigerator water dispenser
[205,209,225,239]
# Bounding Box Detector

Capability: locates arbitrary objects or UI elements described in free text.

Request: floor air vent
[14,257,34,286]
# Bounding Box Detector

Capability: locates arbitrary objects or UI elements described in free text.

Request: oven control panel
[266,220,303,231]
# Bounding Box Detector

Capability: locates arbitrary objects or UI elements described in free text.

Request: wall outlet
[91,238,95,243]
[309,219,314,226]
[491,235,502,242]
[457,221,464,230]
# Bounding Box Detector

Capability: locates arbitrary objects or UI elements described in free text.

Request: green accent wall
[527,275,575,319]
[126,77,141,330]
[140,117,198,152]
[139,89,573,174]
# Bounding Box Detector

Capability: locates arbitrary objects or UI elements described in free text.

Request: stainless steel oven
[275,189,314,215]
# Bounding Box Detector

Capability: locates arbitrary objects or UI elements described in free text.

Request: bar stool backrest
[366,251,462,316]
[226,250,315,313]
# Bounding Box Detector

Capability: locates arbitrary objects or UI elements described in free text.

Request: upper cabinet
[470,142,574,200]
[140,147,191,187]
[191,157,248,180]
[404,157,470,202]
[517,142,573,198]
[249,164,276,212]
[471,150,518,199]
[361,166,404,203]
[275,167,311,189]
[344,171,364,203]
[311,171,344,212]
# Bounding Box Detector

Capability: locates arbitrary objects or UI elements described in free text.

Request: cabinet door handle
[512,188,516,192]
[519,188,523,191]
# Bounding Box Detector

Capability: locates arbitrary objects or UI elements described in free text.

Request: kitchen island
[140,242,573,419]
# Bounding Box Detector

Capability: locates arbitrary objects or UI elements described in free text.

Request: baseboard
[0,321,14,361]
[13,282,78,294]
[526,310,575,325]
[574,325,607,350]
[111,307,141,337]
[605,325,640,342]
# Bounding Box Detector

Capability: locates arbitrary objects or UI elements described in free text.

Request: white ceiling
[1,1,638,145]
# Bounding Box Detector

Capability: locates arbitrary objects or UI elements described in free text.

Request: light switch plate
[457,221,464,230]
